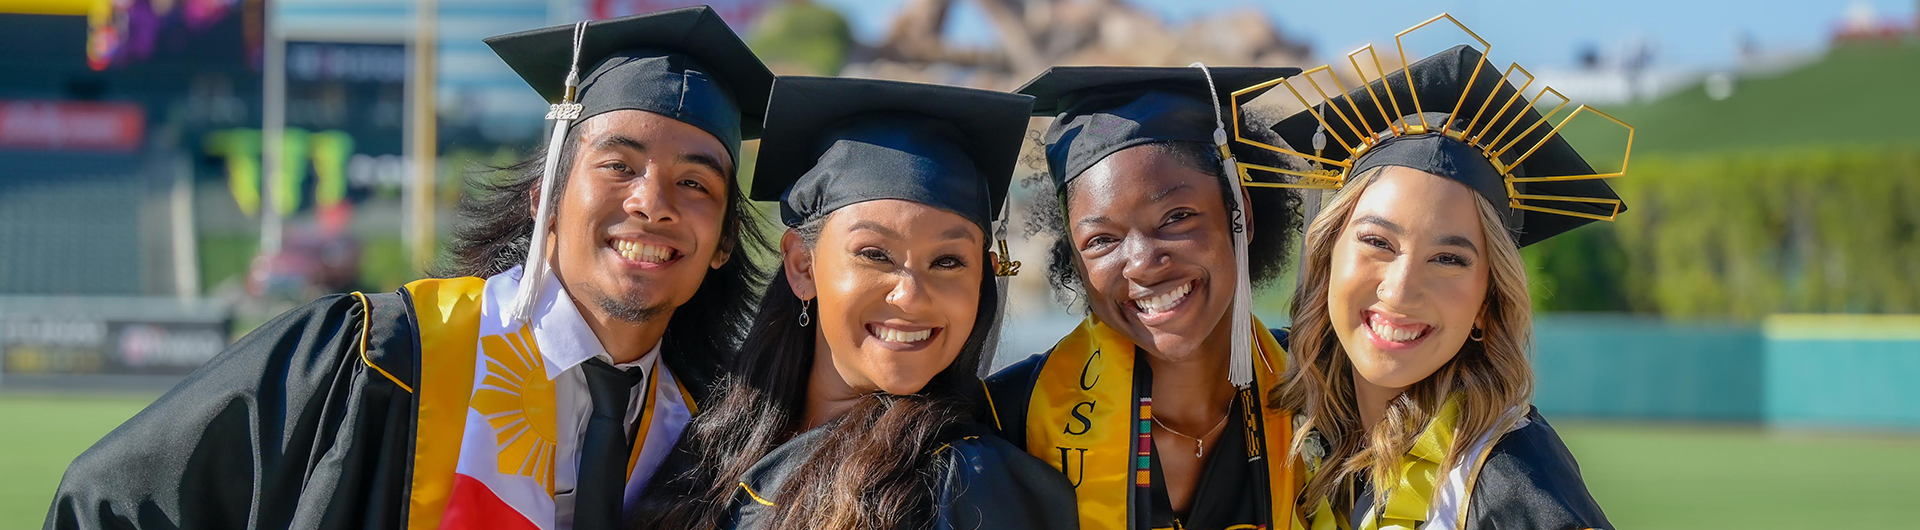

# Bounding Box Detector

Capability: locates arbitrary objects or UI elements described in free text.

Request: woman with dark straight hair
[629,77,1076,530]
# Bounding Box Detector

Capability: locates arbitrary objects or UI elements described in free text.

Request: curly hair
[1019,109,1306,309]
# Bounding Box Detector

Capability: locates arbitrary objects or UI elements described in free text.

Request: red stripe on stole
[441,474,541,530]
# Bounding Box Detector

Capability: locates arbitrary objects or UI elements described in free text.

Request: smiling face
[1065,145,1240,362]
[547,109,734,325]
[1328,166,1493,394]
[785,200,986,395]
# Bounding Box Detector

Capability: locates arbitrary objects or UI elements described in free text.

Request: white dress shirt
[522,271,661,530]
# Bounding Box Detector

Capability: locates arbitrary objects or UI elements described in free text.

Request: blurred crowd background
[1,0,1916,528]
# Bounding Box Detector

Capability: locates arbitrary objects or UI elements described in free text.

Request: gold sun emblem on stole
[469,325,560,496]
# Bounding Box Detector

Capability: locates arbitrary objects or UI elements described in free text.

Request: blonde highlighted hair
[1269,167,1535,518]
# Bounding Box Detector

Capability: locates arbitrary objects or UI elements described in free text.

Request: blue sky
[815,0,1917,70]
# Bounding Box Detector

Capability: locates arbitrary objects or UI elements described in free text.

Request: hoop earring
[1469,326,1485,341]
[798,298,812,327]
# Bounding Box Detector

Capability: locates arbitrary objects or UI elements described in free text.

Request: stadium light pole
[260,0,285,256]
[407,0,438,273]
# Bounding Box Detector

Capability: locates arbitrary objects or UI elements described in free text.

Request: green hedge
[746,1,854,75]
[1528,145,1920,318]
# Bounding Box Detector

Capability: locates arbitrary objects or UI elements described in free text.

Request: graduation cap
[754,77,1034,376]
[484,6,774,163]
[1017,64,1301,389]
[484,6,775,324]
[1256,14,1635,247]
[1017,65,1301,188]
[752,76,1032,239]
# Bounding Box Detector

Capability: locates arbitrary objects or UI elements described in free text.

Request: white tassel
[506,121,570,324]
[1192,63,1258,389]
[1221,129,1257,389]
[507,21,590,325]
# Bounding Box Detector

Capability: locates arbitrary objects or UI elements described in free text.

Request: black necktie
[575,358,645,530]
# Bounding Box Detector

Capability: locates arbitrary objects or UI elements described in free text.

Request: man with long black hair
[45,7,773,530]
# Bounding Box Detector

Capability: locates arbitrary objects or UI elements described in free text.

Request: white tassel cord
[507,21,590,325]
[1190,62,1261,389]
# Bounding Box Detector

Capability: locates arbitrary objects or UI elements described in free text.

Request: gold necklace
[1150,411,1230,458]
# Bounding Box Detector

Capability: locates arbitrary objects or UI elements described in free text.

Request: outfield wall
[1533,314,1920,430]
[1761,315,1920,430]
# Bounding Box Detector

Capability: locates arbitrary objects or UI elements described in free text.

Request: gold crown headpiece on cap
[1227,14,1634,223]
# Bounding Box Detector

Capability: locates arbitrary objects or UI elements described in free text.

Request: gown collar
[486,265,663,380]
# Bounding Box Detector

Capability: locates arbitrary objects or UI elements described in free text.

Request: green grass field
[2,394,161,528]
[1557,421,1920,529]
[3,393,1916,529]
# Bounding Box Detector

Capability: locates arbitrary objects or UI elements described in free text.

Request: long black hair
[437,132,772,372]
[632,212,1002,530]
[1021,127,1305,308]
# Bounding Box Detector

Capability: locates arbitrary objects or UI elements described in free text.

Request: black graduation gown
[42,289,719,530]
[708,422,1078,530]
[986,349,1275,530]
[45,292,420,530]
[1460,408,1611,530]
[1341,407,1611,530]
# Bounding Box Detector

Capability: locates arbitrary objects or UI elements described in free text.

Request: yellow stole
[1303,399,1463,530]
[352,277,697,530]
[400,277,486,530]
[1023,315,1302,530]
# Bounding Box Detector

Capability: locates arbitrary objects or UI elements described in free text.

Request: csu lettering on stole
[1057,447,1089,487]
[1056,346,1103,487]
[1065,402,1096,435]
[1080,347,1102,390]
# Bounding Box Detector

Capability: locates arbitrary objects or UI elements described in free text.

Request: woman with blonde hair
[1263,31,1626,529]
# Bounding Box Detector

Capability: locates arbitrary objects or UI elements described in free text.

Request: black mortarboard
[485,6,775,163]
[1268,44,1628,247]
[751,77,1034,232]
[1017,66,1301,188]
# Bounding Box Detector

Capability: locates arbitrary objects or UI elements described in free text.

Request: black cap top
[485,6,775,165]
[1016,66,1301,188]
[1269,45,1624,247]
[751,77,1034,231]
